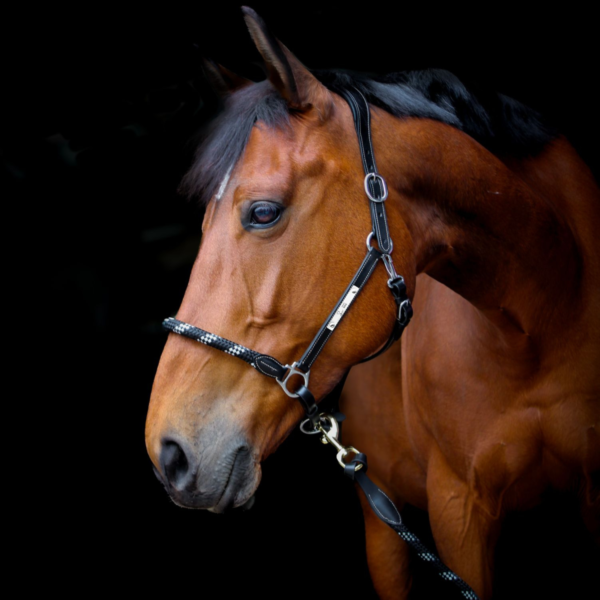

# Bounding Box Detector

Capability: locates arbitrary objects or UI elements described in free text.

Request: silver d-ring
[364,173,388,202]
[366,232,375,251]
[366,232,393,253]
[277,362,310,398]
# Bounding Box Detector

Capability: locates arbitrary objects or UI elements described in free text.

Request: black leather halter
[164,87,412,425]
[163,88,479,600]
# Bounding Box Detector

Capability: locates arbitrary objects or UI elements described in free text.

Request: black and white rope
[163,317,261,368]
[395,523,479,599]
[350,466,480,599]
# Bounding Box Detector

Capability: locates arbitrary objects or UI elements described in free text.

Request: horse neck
[374,111,591,345]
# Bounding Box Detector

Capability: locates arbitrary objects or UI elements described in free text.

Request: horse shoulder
[403,274,598,506]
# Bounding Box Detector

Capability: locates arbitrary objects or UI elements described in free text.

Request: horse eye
[249,202,281,227]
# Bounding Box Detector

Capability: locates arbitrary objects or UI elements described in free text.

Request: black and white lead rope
[162,87,479,600]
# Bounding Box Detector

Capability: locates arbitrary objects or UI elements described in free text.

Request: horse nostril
[160,440,190,489]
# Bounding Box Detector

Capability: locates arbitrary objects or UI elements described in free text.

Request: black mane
[181,68,558,204]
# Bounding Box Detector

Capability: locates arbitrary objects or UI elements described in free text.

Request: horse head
[145,8,415,511]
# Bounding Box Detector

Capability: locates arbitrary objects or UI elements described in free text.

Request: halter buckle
[364,173,388,202]
[277,362,310,398]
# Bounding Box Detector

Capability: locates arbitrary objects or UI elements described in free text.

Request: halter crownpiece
[163,88,479,600]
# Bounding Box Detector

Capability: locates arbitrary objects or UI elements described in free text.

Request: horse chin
[207,493,257,514]
[208,468,261,514]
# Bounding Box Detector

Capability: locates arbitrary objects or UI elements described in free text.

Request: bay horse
[145,7,599,598]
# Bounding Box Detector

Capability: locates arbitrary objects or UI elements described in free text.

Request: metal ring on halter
[366,232,393,253]
[276,362,310,398]
[364,172,388,202]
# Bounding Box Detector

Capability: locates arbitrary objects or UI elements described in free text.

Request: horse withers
[145,8,599,599]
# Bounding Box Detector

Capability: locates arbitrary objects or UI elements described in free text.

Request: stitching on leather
[348,91,369,173]
[381,206,391,252]
[352,88,391,253]
[379,204,391,253]
[376,487,402,523]
[371,202,382,247]
[303,253,378,369]
[367,491,401,526]
[349,93,367,171]
[301,253,375,363]
[356,89,377,171]
[305,330,333,369]
[354,90,390,250]
[306,255,379,369]
[255,355,285,378]
[348,92,369,173]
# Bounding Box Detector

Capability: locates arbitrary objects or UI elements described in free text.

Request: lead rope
[303,412,479,600]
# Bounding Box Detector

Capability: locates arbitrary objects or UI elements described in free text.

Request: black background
[6,2,598,598]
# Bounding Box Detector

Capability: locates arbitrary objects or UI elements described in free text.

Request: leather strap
[295,386,319,425]
[295,247,382,372]
[345,460,480,599]
[358,275,413,364]
[341,87,392,254]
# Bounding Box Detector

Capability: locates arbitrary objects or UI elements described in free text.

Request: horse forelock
[179,82,290,206]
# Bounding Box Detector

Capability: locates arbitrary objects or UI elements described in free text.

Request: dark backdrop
[5,2,598,598]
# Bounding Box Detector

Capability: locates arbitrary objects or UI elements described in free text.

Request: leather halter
[162,88,479,600]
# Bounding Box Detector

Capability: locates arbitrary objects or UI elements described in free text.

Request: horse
[145,7,600,599]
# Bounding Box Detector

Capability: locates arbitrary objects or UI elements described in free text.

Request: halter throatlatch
[162,88,478,600]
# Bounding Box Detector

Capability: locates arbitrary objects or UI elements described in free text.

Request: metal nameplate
[326,286,360,331]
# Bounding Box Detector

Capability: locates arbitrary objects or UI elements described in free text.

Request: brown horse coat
[146,8,599,599]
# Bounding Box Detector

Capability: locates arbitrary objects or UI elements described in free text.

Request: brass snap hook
[316,414,363,471]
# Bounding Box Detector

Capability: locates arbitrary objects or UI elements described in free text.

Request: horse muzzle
[153,434,261,512]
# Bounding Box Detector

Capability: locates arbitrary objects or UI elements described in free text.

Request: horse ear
[241,6,333,117]
[202,58,253,96]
